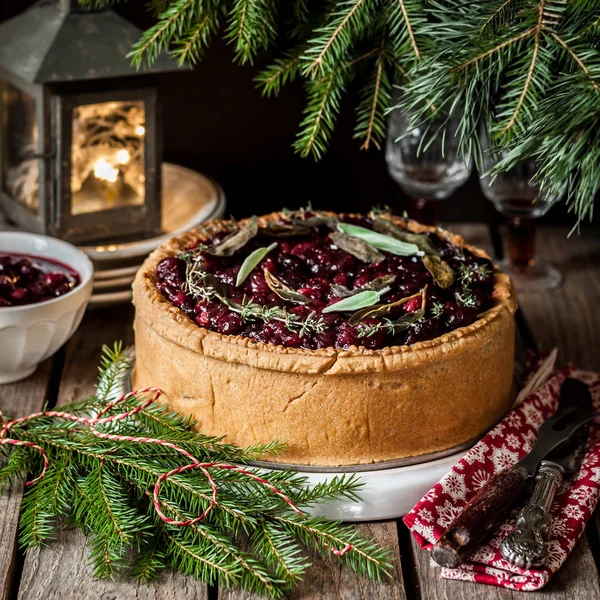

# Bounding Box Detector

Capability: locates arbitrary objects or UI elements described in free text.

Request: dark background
[1,1,594,228]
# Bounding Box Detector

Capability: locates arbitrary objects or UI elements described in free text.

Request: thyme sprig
[238,297,327,337]
[431,302,445,318]
[455,291,477,309]
[182,254,327,337]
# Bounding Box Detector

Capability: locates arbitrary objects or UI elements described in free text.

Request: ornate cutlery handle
[500,461,564,569]
[432,466,529,568]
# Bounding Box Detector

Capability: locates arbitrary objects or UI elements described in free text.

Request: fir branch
[252,521,309,587]
[451,28,536,73]
[127,0,200,68]
[0,345,392,597]
[497,0,546,136]
[295,71,346,159]
[82,0,600,218]
[255,50,304,97]
[131,540,167,582]
[301,0,374,77]
[479,0,521,35]
[272,514,393,582]
[550,31,600,92]
[172,5,223,65]
[18,475,57,549]
[226,0,278,64]
[354,34,392,150]
[386,0,422,60]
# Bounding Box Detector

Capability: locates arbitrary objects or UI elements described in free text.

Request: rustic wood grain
[410,528,600,600]
[220,522,406,600]
[0,360,53,600]
[514,227,600,371]
[16,306,208,600]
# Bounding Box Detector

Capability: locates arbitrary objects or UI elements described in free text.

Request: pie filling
[155,212,496,350]
[0,253,81,307]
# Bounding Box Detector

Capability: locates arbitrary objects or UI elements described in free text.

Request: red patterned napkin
[404,365,600,591]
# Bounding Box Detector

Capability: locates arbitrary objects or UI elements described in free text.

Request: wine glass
[385,95,472,225]
[478,134,563,292]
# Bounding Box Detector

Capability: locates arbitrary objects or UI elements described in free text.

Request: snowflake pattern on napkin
[403,366,600,591]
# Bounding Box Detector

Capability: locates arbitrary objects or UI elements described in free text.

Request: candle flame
[94,158,119,183]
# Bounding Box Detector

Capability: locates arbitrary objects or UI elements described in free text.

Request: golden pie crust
[132,213,517,466]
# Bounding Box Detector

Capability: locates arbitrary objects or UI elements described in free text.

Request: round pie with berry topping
[132,210,517,466]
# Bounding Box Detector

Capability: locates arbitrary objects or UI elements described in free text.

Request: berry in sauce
[0,253,80,307]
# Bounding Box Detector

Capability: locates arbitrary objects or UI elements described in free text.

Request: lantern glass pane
[1,80,40,214]
[70,100,145,215]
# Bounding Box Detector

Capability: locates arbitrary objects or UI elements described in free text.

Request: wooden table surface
[1,224,599,600]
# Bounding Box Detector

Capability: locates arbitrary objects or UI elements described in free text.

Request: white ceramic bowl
[0,232,93,384]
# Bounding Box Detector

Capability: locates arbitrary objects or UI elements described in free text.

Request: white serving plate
[286,451,465,521]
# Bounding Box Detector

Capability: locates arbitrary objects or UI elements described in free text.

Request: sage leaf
[331,275,396,298]
[330,284,355,298]
[260,223,312,237]
[330,231,385,263]
[209,216,258,257]
[370,215,455,286]
[348,286,427,325]
[423,255,455,289]
[290,214,339,229]
[363,274,397,291]
[264,269,310,304]
[336,223,422,257]
[322,288,390,314]
[370,215,439,256]
[235,242,278,287]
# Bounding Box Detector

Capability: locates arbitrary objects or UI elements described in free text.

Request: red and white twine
[0,387,353,555]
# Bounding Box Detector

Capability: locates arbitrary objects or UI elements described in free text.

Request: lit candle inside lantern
[93,158,118,183]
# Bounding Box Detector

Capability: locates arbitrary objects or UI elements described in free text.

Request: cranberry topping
[155,215,496,350]
[0,253,80,307]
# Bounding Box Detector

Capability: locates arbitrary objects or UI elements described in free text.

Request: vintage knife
[431,378,597,569]
[500,421,589,569]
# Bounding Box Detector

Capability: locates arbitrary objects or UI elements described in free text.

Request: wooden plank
[220,522,406,600]
[405,224,600,599]
[16,306,209,600]
[515,227,600,370]
[410,528,600,600]
[0,360,54,600]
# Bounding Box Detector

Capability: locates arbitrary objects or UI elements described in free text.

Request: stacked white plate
[83,163,226,307]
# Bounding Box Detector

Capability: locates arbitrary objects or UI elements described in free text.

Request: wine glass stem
[410,198,440,226]
[506,217,536,271]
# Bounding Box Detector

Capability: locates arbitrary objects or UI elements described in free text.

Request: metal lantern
[0,0,185,243]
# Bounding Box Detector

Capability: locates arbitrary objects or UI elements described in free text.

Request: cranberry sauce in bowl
[0,253,81,307]
[155,212,497,350]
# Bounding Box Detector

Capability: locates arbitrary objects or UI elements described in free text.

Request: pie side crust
[132,213,517,466]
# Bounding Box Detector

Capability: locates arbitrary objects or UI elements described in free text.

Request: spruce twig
[0,343,393,598]
[76,0,600,224]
